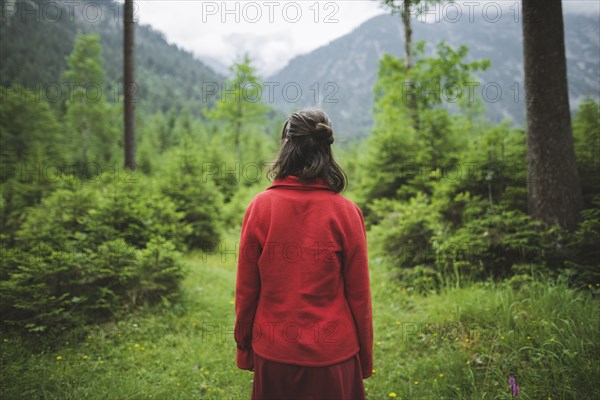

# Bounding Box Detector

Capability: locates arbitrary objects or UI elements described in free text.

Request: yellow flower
[56,356,63,361]
[464,338,469,343]
[527,336,531,340]
[500,335,505,340]
[588,284,592,288]
[372,369,377,374]
[376,341,382,346]
[395,321,401,325]
[414,380,419,385]
[439,373,444,378]
[141,347,146,351]
[466,361,471,365]
[229,300,235,305]
[82,355,89,360]
[134,343,140,348]
[388,392,397,398]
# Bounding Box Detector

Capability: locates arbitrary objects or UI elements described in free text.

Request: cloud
[135,0,598,76]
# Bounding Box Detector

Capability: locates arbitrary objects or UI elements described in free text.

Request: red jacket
[234,175,373,378]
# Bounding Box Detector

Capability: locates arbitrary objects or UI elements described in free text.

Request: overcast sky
[134,0,599,77]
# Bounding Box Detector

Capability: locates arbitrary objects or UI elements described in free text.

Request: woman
[234,109,373,400]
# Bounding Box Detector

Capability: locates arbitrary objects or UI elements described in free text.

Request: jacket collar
[267,175,334,191]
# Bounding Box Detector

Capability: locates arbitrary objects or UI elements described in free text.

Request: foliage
[358,43,599,290]
[0,173,186,331]
[0,85,65,237]
[359,42,490,208]
[159,143,224,251]
[62,33,119,167]
[204,55,271,159]
[572,97,600,207]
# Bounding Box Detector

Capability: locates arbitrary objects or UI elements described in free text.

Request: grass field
[1,229,599,399]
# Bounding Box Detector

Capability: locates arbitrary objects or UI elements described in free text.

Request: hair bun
[315,122,334,144]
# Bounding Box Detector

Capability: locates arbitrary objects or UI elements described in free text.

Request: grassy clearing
[1,230,598,399]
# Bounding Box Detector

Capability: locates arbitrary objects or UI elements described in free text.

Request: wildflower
[465,338,470,343]
[439,373,444,378]
[229,300,235,305]
[527,336,531,340]
[509,375,519,397]
[141,346,146,351]
[501,335,505,340]
[56,356,63,361]
[82,355,89,360]
[388,393,397,398]
[414,380,419,385]
[372,369,377,374]
[395,321,401,325]
[466,360,471,365]
[134,343,140,348]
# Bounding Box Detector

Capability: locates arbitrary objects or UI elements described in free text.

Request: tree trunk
[124,0,136,170]
[402,0,413,71]
[522,0,582,230]
[402,0,419,131]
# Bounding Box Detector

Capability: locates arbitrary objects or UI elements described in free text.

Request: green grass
[1,229,599,399]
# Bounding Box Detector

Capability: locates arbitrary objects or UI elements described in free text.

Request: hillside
[268,13,600,138]
[0,0,223,116]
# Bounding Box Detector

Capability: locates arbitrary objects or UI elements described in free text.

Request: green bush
[159,146,224,251]
[0,173,186,331]
[369,193,442,270]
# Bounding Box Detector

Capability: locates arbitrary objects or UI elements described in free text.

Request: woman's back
[234,109,373,399]
[236,175,371,368]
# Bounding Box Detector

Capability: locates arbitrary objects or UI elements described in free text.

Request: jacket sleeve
[234,199,262,370]
[343,204,374,379]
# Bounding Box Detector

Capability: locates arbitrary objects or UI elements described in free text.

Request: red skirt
[251,352,366,400]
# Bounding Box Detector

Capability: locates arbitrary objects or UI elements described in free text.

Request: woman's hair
[268,108,347,193]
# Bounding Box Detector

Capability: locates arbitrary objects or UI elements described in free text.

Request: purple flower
[508,375,519,397]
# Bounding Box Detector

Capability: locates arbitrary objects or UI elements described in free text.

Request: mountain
[267,13,600,139]
[0,0,224,116]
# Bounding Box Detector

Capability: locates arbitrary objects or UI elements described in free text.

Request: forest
[1,0,599,399]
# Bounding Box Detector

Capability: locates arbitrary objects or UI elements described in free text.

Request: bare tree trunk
[402,0,419,131]
[124,0,136,170]
[402,0,413,71]
[522,0,582,230]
